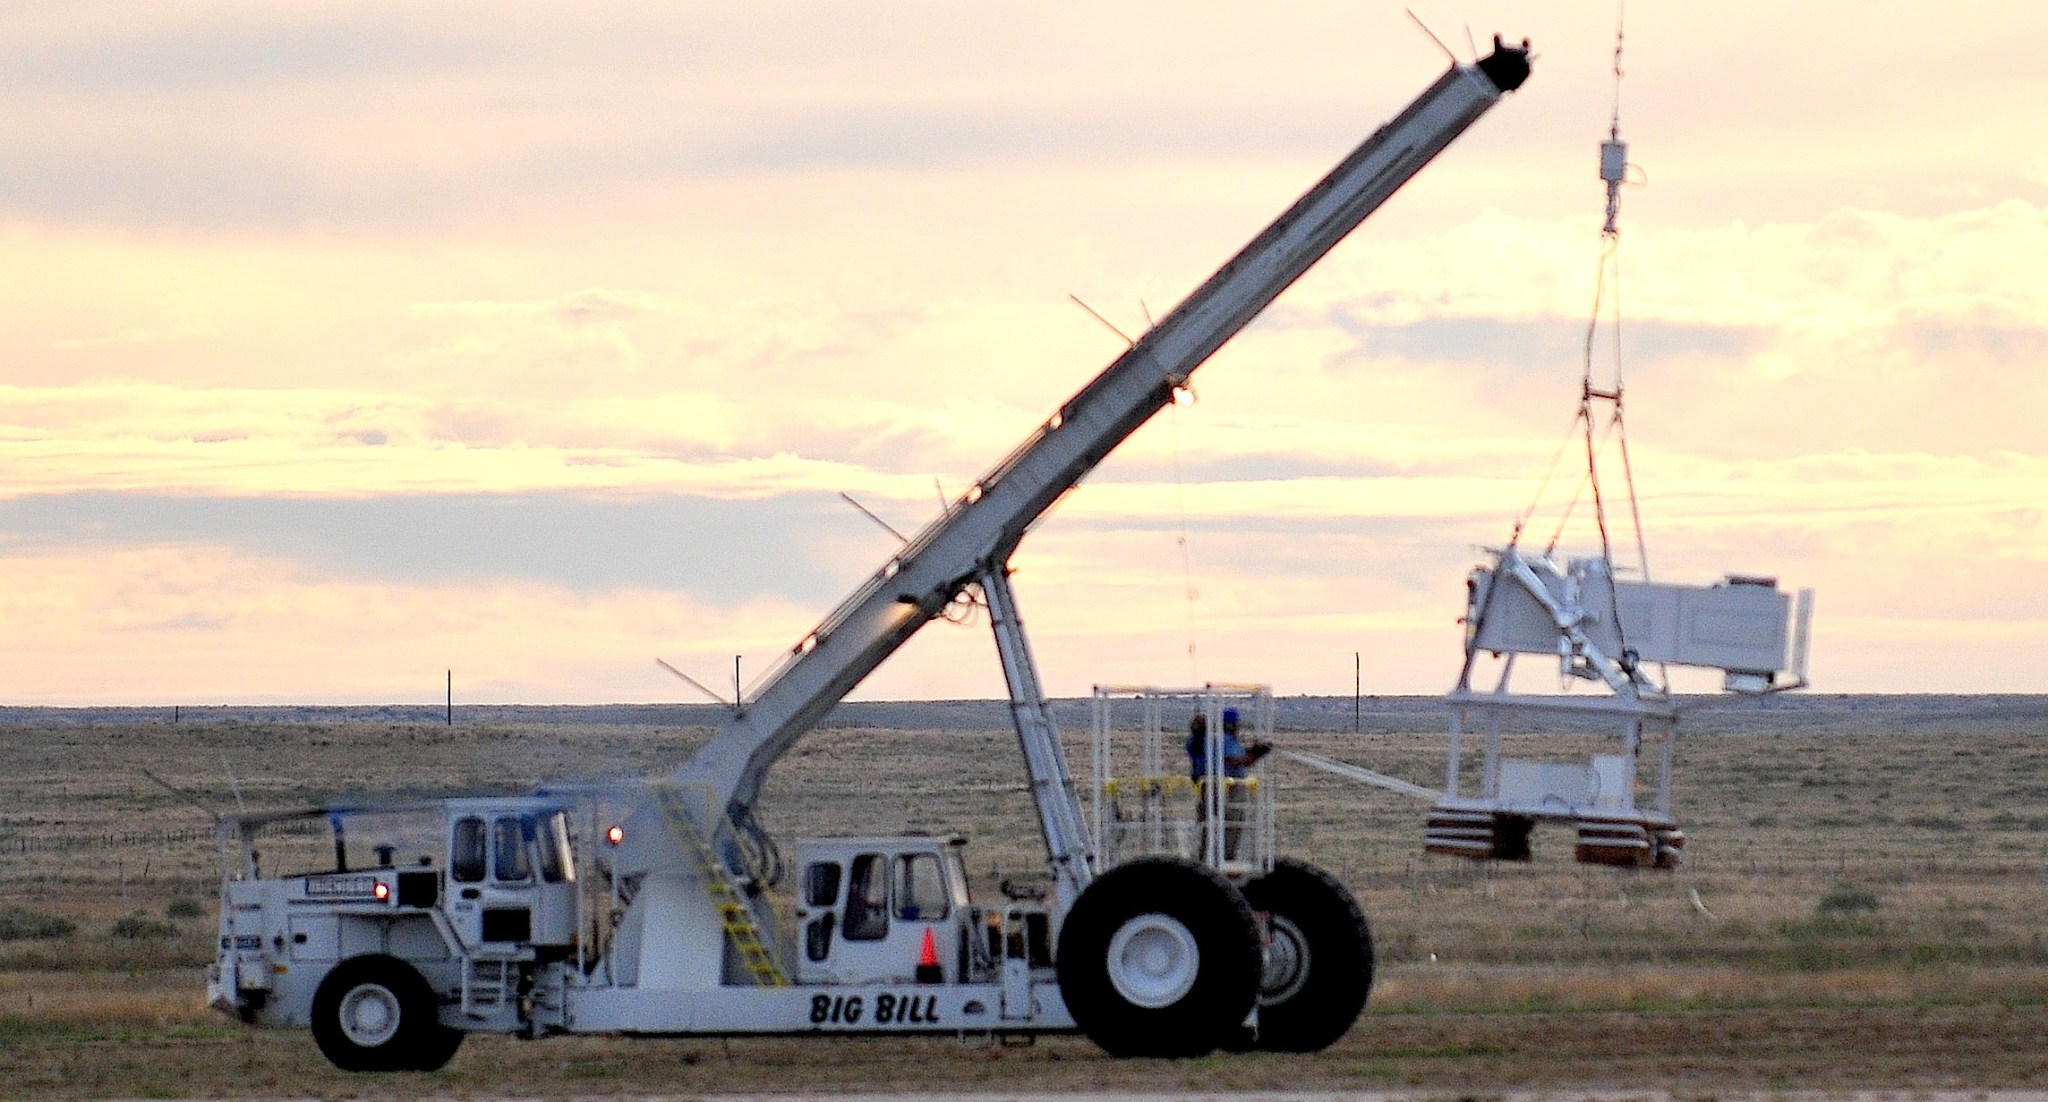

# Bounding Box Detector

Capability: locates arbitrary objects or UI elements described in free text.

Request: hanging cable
[1614,405,1652,584]
[1499,0,1659,690]
[1512,403,1592,547]
[1588,0,1651,582]
[1578,0,1628,566]
[1167,388,1201,684]
[1541,407,1624,557]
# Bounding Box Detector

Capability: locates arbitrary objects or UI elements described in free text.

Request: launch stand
[1427,549,1812,867]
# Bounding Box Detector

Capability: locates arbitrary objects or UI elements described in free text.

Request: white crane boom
[675,40,1533,840]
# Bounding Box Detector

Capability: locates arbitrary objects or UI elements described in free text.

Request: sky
[2,2,2044,706]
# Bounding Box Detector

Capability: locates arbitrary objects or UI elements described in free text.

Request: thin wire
[1167,396,1200,684]
[1600,0,1656,688]
[1582,393,1614,566]
[1506,0,1663,695]
[1610,0,1627,135]
[1582,235,1618,390]
[1611,251,1652,583]
[1541,407,1622,556]
[1567,0,1643,685]
[1514,404,1591,544]
[1599,0,1653,587]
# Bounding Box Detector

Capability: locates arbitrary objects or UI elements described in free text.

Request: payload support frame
[1428,548,1813,868]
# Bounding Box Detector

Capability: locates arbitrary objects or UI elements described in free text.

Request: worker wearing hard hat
[1186,707,1271,859]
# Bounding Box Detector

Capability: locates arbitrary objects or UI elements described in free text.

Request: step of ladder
[650,784,789,987]
[461,958,514,1018]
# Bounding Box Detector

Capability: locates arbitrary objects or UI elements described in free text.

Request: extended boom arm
[675,40,1532,831]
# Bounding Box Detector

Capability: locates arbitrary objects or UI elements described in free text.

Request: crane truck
[207,38,1533,1069]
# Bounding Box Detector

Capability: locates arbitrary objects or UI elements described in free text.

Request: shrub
[166,896,205,919]
[1817,885,1882,915]
[0,907,76,940]
[111,911,181,939]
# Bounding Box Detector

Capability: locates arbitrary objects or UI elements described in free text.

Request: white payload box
[1466,552,1812,692]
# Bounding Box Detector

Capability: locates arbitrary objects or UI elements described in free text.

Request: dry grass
[0,971,196,1031]
[2,704,2047,1095]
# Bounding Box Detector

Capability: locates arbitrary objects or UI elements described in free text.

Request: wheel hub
[1106,912,1201,1008]
[337,982,402,1048]
[1261,914,1310,1003]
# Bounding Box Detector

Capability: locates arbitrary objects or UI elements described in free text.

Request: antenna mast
[1599,1,1628,238]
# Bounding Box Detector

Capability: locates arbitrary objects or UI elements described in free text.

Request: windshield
[536,810,575,883]
[236,807,442,880]
[944,848,972,909]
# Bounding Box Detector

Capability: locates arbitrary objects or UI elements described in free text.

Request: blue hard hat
[1222,707,1240,725]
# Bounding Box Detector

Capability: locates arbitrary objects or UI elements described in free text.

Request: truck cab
[209,796,582,1070]
[791,836,972,986]
[441,799,579,955]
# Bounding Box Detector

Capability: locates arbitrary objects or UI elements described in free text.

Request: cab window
[943,849,972,911]
[805,861,842,907]
[451,817,487,883]
[492,816,531,882]
[535,812,574,884]
[843,854,888,941]
[893,853,948,921]
[805,913,837,962]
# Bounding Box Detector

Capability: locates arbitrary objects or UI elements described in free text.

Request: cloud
[0,382,938,500]
[3,5,2047,700]
[1292,201,2048,332]
[0,491,896,605]
[0,541,836,705]
[0,5,1495,233]
[5,7,501,92]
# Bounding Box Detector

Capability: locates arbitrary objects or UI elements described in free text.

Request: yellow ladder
[650,784,789,987]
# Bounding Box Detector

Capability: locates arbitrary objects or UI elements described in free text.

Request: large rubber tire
[310,955,450,1072]
[408,1023,466,1071]
[1056,857,1261,1059]
[1240,857,1373,1053]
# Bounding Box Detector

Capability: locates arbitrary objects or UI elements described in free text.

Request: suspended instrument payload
[1295,20,1815,869]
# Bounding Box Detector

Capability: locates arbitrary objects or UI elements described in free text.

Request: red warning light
[606,825,625,846]
[373,881,390,901]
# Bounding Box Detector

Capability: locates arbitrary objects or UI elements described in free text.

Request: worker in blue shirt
[1186,708,1269,778]
[1185,707,1270,858]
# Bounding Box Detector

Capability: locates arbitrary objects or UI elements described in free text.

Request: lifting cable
[1167,389,1202,684]
[1507,1,1660,686]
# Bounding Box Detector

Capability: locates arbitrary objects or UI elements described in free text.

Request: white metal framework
[1089,685,1277,877]
[1427,549,1814,867]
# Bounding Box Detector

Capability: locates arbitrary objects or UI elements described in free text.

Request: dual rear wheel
[1056,858,1260,1058]
[1057,856,1372,1057]
[1242,858,1374,1052]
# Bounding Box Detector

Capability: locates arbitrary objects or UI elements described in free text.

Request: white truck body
[210,796,1075,1042]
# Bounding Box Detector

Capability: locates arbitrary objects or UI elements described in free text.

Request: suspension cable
[1167,391,1201,684]
[1503,1,1659,691]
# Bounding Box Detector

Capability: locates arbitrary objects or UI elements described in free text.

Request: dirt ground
[3,707,2047,1098]
[3,977,2045,1098]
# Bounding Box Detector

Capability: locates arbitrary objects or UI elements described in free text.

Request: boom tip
[1476,34,1533,93]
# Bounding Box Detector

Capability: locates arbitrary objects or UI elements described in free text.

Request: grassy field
[2,700,2046,1097]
